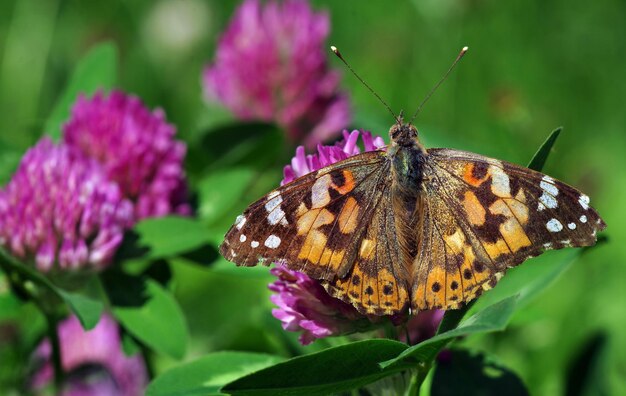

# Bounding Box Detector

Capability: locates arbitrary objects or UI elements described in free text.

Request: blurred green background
[0,0,624,394]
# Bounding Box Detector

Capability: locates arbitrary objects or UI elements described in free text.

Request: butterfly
[220,120,606,316]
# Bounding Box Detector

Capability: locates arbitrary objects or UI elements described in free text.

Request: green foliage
[44,43,117,140]
[222,340,410,395]
[134,216,212,260]
[382,296,518,369]
[0,247,103,330]
[109,278,188,359]
[55,289,103,330]
[527,127,562,172]
[146,352,284,396]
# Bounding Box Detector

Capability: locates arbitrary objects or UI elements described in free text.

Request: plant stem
[44,311,63,390]
[415,362,431,389]
[0,254,65,391]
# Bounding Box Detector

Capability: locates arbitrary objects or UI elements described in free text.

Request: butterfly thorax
[388,123,427,198]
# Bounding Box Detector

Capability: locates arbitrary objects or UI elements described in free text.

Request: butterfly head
[389,122,420,147]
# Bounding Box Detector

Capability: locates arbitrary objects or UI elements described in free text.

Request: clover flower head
[203,0,351,147]
[63,90,190,219]
[31,314,148,396]
[282,129,385,184]
[269,266,372,345]
[0,138,132,272]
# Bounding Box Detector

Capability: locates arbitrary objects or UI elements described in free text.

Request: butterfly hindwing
[410,148,606,310]
[220,151,392,281]
[322,180,410,315]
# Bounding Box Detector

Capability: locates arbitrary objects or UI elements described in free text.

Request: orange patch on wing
[375,269,407,313]
[425,266,447,308]
[483,238,511,260]
[296,208,334,235]
[462,191,486,226]
[296,202,308,217]
[296,207,337,264]
[338,197,359,234]
[490,199,531,253]
[509,190,529,224]
[332,170,356,195]
[297,230,327,263]
[318,248,346,271]
[463,163,489,187]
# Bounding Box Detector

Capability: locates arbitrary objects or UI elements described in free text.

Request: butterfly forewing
[220,151,391,281]
[410,148,606,310]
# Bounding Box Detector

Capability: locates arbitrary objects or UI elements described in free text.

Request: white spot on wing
[264,235,281,249]
[538,176,558,210]
[538,194,557,210]
[580,215,587,223]
[579,194,590,210]
[251,241,259,248]
[567,222,576,230]
[490,165,511,197]
[546,218,563,232]
[239,234,247,242]
[235,215,246,230]
[543,242,553,249]
[265,194,289,226]
[311,175,331,209]
[540,176,558,195]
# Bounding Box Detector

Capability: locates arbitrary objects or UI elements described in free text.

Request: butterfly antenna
[409,46,468,125]
[331,46,400,124]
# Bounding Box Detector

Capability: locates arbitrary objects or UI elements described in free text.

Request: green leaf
[134,216,211,259]
[111,278,188,359]
[527,127,562,172]
[198,167,255,225]
[380,296,518,369]
[222,339,411,395]
[565,332,610,396]
[121,330,142,357]
[57,289,103,330]
[0,247,103,330]
[468,250,579,315]
[187,122,285,174]
[0,273,22,320]
[431,349,529,396]
[44,42,117,140]
[147,352,285,396]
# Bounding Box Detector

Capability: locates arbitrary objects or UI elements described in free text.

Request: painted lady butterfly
[220,47,606,315]
[220,120,605,315]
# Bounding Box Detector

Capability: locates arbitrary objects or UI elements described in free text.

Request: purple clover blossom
[63,90,190,220]
[400,309,445,345]
[269,266,374,345]
[31,314,148,396]
[0,138,133,272]
[282,129,386,185]
[203,0,351,148]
